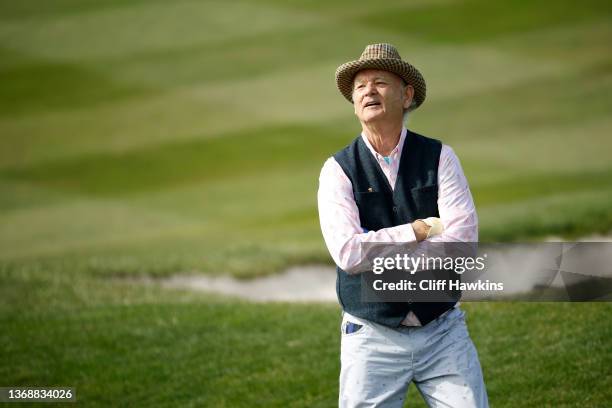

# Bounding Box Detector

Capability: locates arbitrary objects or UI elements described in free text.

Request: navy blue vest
[333,130,456,327]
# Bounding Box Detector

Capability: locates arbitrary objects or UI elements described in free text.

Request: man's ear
[403,85,415,109]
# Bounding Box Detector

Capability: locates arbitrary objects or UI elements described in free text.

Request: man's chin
[360,112,385,124]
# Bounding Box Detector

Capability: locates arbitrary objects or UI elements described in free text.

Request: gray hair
[402,82,417,124]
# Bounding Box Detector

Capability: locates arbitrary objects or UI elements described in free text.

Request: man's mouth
[364,101,381,108]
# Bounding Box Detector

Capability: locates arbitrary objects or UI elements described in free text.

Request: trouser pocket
[343,321,364,335]
[341,313,368,336]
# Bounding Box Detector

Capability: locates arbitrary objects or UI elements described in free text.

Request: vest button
[392,206,399,212]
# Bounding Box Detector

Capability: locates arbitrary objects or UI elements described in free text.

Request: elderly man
[318,44,489,407]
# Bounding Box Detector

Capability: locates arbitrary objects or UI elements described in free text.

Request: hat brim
[335,58,426,109]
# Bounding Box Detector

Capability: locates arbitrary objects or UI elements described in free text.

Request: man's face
[352,69,414,125]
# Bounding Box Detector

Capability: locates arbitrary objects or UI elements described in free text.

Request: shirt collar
[360,127,407,161]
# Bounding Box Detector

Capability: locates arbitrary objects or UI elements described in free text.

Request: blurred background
[1,1,611,406]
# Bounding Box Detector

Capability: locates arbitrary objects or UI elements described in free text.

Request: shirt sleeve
[428,145,478,243]
[317,157,418,274]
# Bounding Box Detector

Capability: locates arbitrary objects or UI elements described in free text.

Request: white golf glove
[422,217,444,239]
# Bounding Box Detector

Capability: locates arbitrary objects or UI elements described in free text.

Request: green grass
[1,0,611,405]
[1,263,610,407]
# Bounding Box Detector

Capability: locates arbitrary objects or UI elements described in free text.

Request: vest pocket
[410,184,439,218]
[354,191,389,230]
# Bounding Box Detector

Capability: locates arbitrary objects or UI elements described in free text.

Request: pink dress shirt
[317,127,478,326]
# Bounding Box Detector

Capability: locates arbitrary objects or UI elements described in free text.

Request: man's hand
[412,220,430,242]
[412,217,444,242]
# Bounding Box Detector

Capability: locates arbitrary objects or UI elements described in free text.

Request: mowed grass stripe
[0,0,323,61]
[0,48,158,117]
[479,188,612,241]
[0,123,346,195]
[0,196,203,260]
[97,22,408,89]
[355,0,612,44]
[0,0,166,21]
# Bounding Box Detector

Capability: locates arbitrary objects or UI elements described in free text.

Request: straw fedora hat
[335,43,426,109]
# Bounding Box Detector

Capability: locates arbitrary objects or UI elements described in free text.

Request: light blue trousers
[340,307,489,408]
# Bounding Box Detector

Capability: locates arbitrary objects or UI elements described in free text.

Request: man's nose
[365,82,377,95]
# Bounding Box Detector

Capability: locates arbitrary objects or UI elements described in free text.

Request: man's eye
[356,84,365,89]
